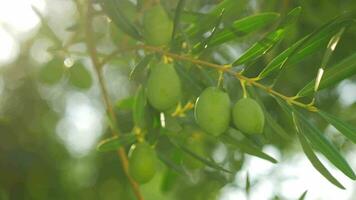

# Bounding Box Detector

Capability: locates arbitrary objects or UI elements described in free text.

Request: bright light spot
[64,57,74,68]
[0,0,45,33]
[0,29,19,65]
[337,80,356,106]
[56,92,104,157]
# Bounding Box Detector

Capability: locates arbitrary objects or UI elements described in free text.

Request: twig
[85,3,144,200]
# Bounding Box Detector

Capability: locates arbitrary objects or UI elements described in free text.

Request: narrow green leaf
[245,172,251,195]
[298,52,356,96]
[294,115,345,189]
[208,13,280,47]
[129,54,153,81]
[157,151,186,175]
[193,9,225,52]
[232,29,285,66]
[96,134,136,152]
[171,0,186,40]
[169,139,232,173]
[259,18,353,79]
[115,96,134,110]
[289,105,356,180]
[133,86,147,128]
[318,110,356,143]
[222,133,278,164]
[280,6,302,27]
[298,190,308,200]
[68,62,92,90]
[100,0,141,40]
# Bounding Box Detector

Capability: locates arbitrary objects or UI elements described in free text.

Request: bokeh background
[1,0,356,199]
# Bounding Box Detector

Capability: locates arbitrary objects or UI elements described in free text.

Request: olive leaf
[129,54,153,81]
[298,52,356,96]
[38,58,64,85]
[298,190,308,200]
[318,110,356,143]
[208,13,280,47]
[258,17,353,79]
[100,0,141,40]
[171,0,186,41]
[133,86,147,128]
[68,62,92,90]
[96,134,136,152]
[221,134,277,164]
[293,113,345,189]
[277,99,356,180]
[115,96,135,110]
[169,137,232,173]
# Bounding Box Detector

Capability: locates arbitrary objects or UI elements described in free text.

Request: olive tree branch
[85,3,144,200]
[105,44,316,112]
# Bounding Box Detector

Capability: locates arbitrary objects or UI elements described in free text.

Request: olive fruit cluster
[195,87,265,136]
[129,142,157,184]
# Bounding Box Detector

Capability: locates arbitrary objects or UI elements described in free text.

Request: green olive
[143,5,173,46]
[194,87,231,136]
[232,98,265,134]
[146,63,181,111]
[129,142,157,184]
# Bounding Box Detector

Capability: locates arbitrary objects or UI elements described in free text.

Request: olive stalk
[85,3,144,200]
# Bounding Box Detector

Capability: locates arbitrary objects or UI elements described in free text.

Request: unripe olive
[232,98,265,134]
[194,87,231,136]
[143,5,173,46]
[146,63,181,111]
[129,142,157,184]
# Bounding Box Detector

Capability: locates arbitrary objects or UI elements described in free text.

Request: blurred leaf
[298,52,356,96]
[100,0,141,40]
[171,0,186,40]
[294,115,345,189]
[280,6,302,27]
[39,58,64,85]
[157,151,186,176]
[161,168,178,193]
[318,110,356,143]
[319,27,345,70]
[298,190,308,200]
[222,132,278,164]
[164,115,183,133]
[129,54,153,81]
[170,138,232,173]
[259,18,353,79]
[193,9,225,52]
[208,13,280,47]
[232,29,285,66]
[133,86,147,128]
[115,96,135,110]
[278,101,356,180]
[245,172,251,195]
[68,62,92,90]
[96,134,136,152]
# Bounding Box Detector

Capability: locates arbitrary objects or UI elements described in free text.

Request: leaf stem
[85,4,144,200]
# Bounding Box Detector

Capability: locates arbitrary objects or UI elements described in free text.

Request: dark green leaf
[318,110,356,143]
[170,139,232,173]
[100,0,141,40]
[222,132,278,164]
[293,115,345,189]
[232,29,285,66]
[171,0,186,40]
[68,62,92,90]
[133,86,147,128]
[298,190,308,200]
[157,151,186,175]
[39,58,64,85]
[259,18,353,79]
[280,7,302,27]
[115,96,134,110]
[282,102,356,180]
[208,13,280,47]
[129,54,153,81]
[245,172,251,195]
[96,134,136,152]
[298,52,356,96]
[265,112,291,141]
